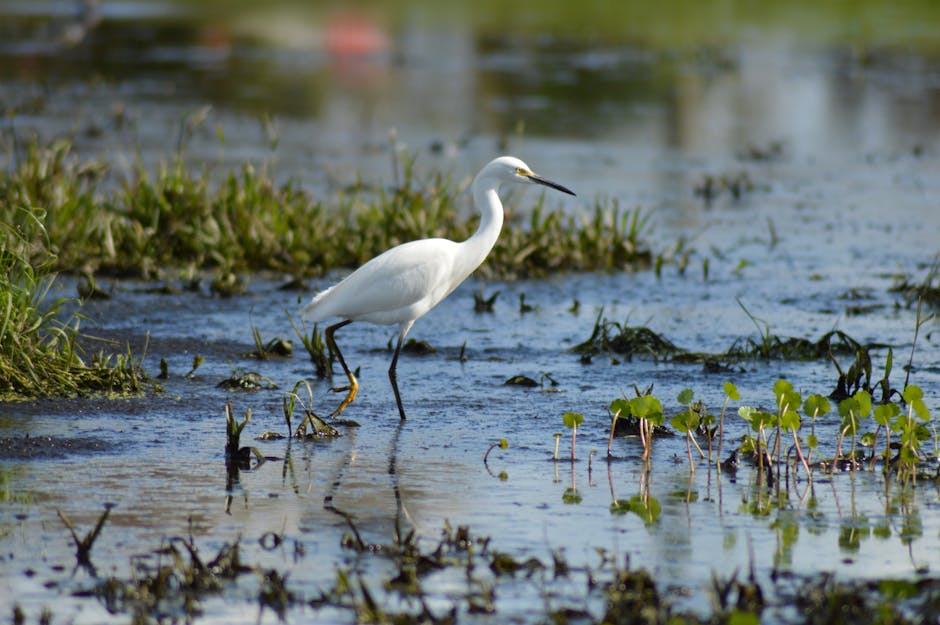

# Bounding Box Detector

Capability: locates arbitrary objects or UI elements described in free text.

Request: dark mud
[0,435,114,460]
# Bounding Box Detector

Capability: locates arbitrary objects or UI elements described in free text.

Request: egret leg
[325,320,357,417]
[388,322,413,421]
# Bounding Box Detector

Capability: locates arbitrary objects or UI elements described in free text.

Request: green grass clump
[0,206,145,399]
[0,139,655,280]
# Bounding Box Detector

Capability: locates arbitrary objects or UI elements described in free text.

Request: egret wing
[303,239,458,323]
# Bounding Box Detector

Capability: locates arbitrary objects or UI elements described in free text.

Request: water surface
[1,1,940,622]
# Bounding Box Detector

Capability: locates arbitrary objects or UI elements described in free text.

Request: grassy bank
[0,140,653,281]
[0,205,145,400]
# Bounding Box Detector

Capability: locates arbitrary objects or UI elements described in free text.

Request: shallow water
[2,1,940,622]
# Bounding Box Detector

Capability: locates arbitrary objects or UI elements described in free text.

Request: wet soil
[0,435,114,460]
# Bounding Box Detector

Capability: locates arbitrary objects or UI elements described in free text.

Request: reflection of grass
[60,513,940,625]
[1,139,654,281]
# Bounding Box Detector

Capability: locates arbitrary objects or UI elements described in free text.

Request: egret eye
[515,167,530,177]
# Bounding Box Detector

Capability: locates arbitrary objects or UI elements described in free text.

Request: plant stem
[607,409,619,458]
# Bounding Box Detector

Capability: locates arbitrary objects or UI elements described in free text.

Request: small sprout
[473,287,499,313]
[225,402,266,470]
[484,439,509,479]
[158,357,169,379]
[629,393,665,463]
[607,398,630,458]
[484,438,509,464]
[289,316,332,377]
[518,293,534,314]
[562,412,584,462]
[716,381,739,472]
[552,433,562,461]
[672,388,705,474]
[246,316,293,359]
[185,355,204,378]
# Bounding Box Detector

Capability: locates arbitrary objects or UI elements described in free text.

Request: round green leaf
[563,412,584,429]
[723,381,740,401]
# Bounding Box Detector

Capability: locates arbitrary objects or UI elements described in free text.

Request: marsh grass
[0,206,145,399]
[573,308,681,361]
[1,138,656,281]
[890,256,940,310]
[576,307,886,375]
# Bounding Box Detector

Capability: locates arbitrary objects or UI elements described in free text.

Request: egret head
[480,156,576,196]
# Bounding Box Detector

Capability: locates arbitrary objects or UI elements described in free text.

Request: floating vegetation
[576,305,889,377]
[693,170,761,204]
[725,328,878,361]
[0,139,656,281]
[573,309,682,361]
[0,206,147,399]
[736,140,786,162]
[504,374,539,387]
[217,371,278,391]
[401,338,436,355]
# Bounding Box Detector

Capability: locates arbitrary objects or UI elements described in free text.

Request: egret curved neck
[458,185,504,276]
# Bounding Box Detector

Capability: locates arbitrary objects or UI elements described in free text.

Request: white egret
[302,156,575,420]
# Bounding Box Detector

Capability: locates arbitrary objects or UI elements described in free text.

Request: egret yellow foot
[329,374,358,417]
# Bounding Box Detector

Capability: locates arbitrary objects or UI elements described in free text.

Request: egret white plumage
[302,156,575,420]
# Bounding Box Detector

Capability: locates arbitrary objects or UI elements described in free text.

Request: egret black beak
[528,173,576,196]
